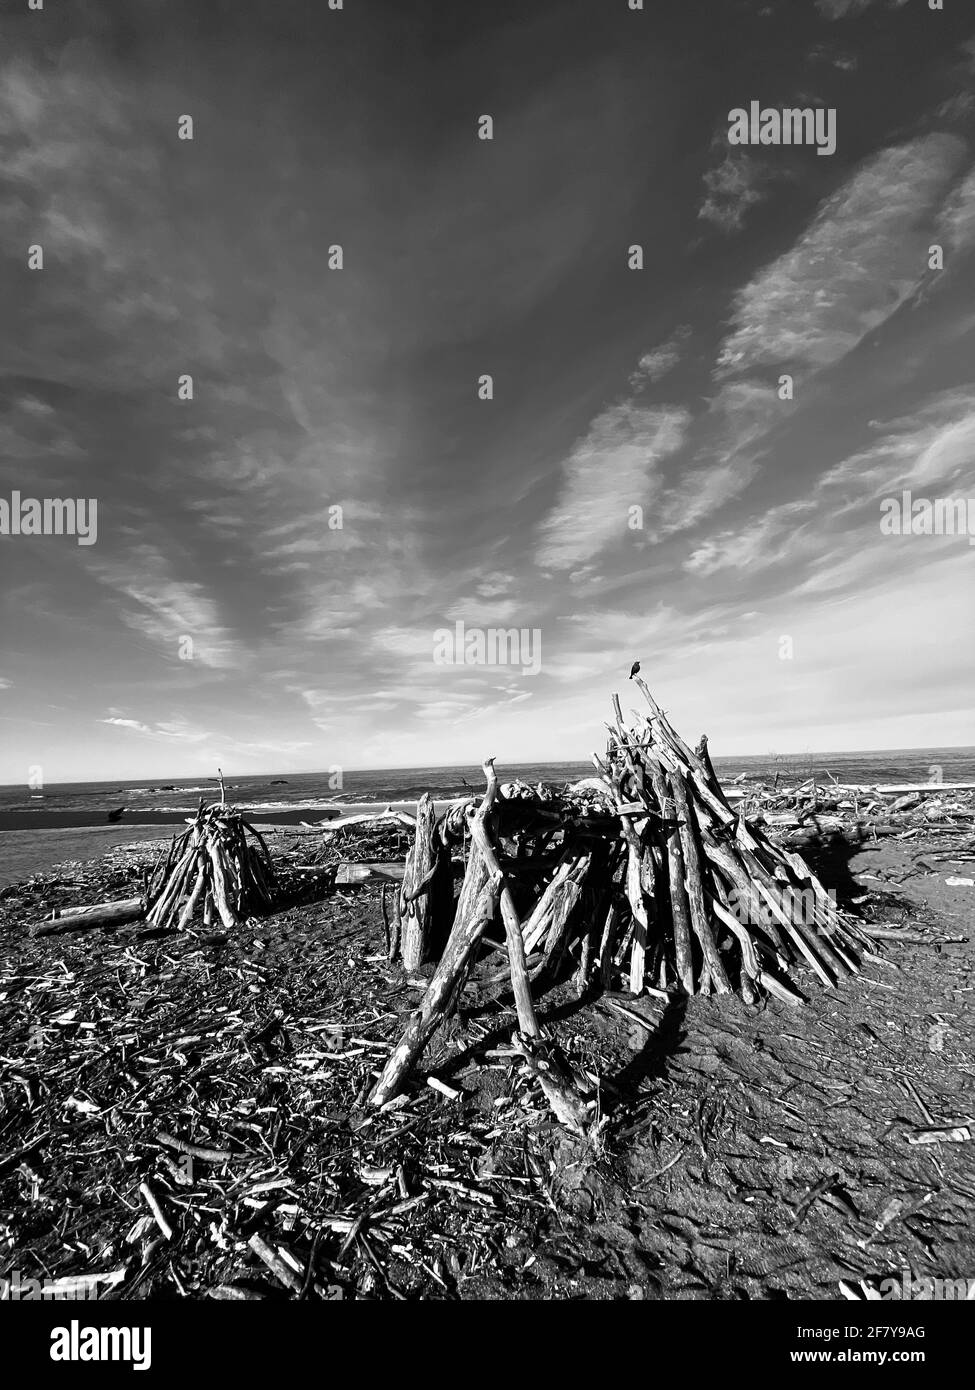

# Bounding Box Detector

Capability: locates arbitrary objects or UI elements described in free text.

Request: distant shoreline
[0,801,442,835]
[7,779,975,836]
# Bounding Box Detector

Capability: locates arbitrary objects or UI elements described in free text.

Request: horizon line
[2,741,974,790]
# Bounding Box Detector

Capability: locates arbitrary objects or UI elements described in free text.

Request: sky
[1,0,973,784]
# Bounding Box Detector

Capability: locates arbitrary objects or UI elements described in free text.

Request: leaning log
[369,881,499,1108]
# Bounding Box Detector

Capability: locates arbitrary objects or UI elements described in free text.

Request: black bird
[106,806,127,823]
[628,661,641,679]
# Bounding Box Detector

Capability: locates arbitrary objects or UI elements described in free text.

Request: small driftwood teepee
[145,801,276,932]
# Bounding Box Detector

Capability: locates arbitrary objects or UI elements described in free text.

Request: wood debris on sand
[1,685,972,1301]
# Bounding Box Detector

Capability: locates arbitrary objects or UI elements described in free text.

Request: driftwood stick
[637,706,737,829]
[399,793,441,972]
[380,883,392,957]
[388,879,401,962]
[467,759,540,1039]
[473,761,595,1130]
[176,858,207,931]
[702,833,788,954]
[593,741,656,995]
[647,761,695,993]
[708,895,761,979]
[668,770,731,994]
[734,842,847,985]
[522,852,577,953]
[752,879,835,988]
[694,732,736,816]
[598,902,621,987]
[369,881,499,1107]
[207,842,242,930]
[626,842,650,994]
[539,855,591,975]
[145,838,198,926]
[514,1035,594,1136]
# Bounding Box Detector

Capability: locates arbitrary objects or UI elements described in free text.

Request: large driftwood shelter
[369,682,873,1131]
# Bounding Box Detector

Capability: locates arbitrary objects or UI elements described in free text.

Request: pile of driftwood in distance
[372,683,874,1130]
[144,802,276,932]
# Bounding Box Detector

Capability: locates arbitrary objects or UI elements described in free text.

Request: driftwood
[50,685,880,1138]
[34,897,145,936]
[398,793,453,971]
[371,760,595,1133]
[144,802,276,932]
[369,878,499,1108]
[369,685,875,1132]
[335,861,405,886]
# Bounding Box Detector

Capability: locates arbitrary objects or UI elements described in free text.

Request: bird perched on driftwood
[628,661,641,679]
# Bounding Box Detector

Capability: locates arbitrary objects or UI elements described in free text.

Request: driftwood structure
[144,801,276,932]
[371,683,874,1130]
[116,684,877,1135]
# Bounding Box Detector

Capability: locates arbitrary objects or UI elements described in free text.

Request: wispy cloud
[628,327,691,388]
[98,714,209,743]
[89,546,244,671]
[698,150,794,235]
[816,0,908,16]
[716,136,965,375]
[536,405,690,570]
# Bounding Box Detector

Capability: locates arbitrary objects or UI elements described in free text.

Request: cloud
[680,390,975,622]
[935,163,975,261]
[536,405,690,569]
[444,597,527,626]
[628,327,691,388]
[99,716,153,734]
[684,502,817,576]
[89,545,244,670]
[815,0,874,16]
[98,715,209,742]
[818,390,975,500]
[716,136,966,374]
[698,150,793,234]
[815,0,908,16]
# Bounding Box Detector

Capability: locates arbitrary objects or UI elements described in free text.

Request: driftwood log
[397,793,454,971]
[34,897,145,936]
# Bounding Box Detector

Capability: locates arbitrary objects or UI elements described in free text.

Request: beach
[1,775,972,1302]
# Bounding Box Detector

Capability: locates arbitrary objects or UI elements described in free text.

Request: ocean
[1,747,973,887]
